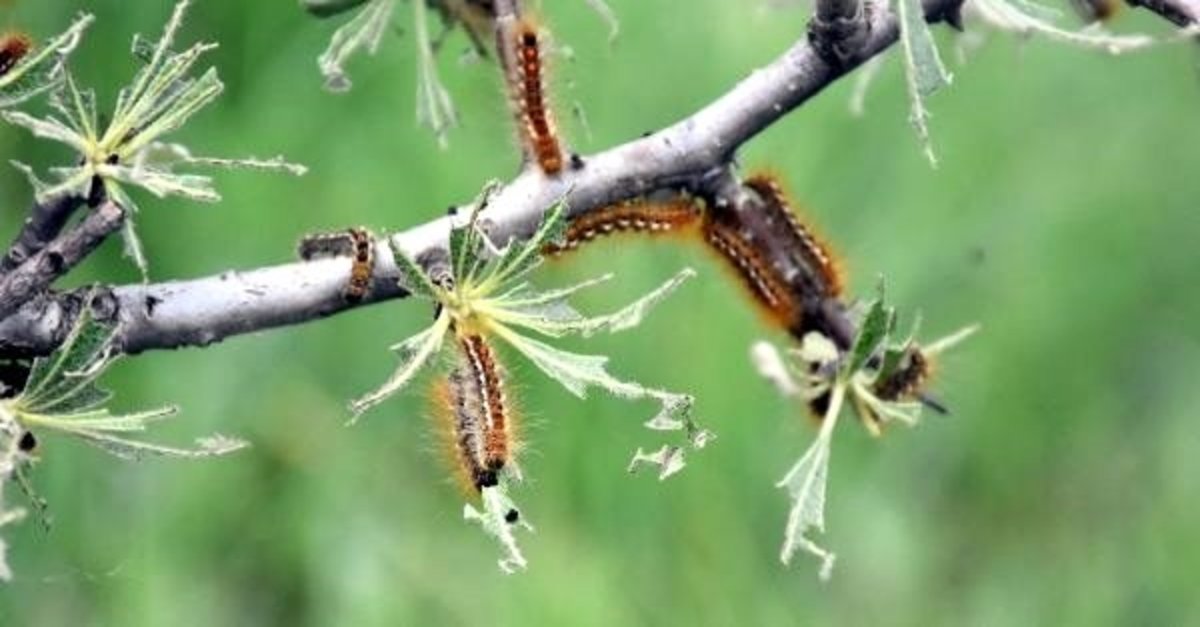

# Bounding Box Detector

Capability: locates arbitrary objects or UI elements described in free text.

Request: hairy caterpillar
[432,333,517,493]
[0,31,32,77]
[296,227,375,302]
[543,196,703,255]
[509,18,563,175]
[872,346,931,403]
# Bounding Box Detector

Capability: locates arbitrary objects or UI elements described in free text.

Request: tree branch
[0,201,125,323]
[0,195,85,276]
[7,0,1188,360]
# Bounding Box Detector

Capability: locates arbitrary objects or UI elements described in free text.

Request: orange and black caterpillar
[543,196,703,255]
[296,227,375,302]
[509,18,563,175]
[703,173,850,346]
[872,346,931,403]
[0,31,32,77]
[432,332,516,492]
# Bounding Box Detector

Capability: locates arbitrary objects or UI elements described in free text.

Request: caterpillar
[701,212,800,330]
[296,227,376,302]
[873,346,931,402]
[743,174,843,300]
[345,227,375,303]
[543,196,703,255]
[509,18,564,175]
[0,31,32,77]
[432,332,516,493]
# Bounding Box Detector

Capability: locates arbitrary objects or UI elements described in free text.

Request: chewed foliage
[350,190,706,570]
[0,14,93,109]
[304,0,620,145]
[0,0,305,278]
[0,298,246,581]
[751,287,977,579]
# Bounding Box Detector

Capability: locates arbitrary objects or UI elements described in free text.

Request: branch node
[808,1,873,66]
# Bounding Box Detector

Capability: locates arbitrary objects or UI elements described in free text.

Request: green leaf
[388,234,439,299]
[483,201,569,290]
[20,304,115,411]
[896,0,952,166]
[843,295,892,378]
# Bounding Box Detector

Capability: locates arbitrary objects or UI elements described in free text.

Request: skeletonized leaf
[627,445,686,481]
[896,0,952,165]
[413,0,458,148]
[972,0,1156,52]
[70,428,247,461]
[349,314,451,419]
[493,268,695,338]
[318,0,397,92]
[0,13,94,108]
[463,484,533,574]
[777,383,844,580]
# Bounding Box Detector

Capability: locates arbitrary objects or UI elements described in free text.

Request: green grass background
[2,0,1199,625]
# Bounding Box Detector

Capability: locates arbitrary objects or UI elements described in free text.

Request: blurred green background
[2,0,1199,625]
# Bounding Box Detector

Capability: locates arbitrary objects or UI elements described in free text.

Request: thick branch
[0,195,85,276]
[0,201,125,322]
[21,0,1179,361]
[1125,0,1200,26]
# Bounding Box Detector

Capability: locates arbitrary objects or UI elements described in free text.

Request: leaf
[777,382,845,580]
[0,13,94,108]
[463,484,533,574]
[317,0,397,92]
[413,0,458,148]
[972,0,1156,52]
[843,293,893,378]
[388,234,439,299]
[576,268,695,337]
[69,428,247,461]
[896,0,953,166]
[0,110,89,153]
[481,201,569,291]
[349,313,450,419]
[19,303,115,412]
[489,268,694,338]
[627,445,686,481]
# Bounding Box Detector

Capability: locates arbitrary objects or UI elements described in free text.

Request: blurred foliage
[1,0,1199,625]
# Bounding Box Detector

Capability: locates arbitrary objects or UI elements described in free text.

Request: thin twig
[0,201,125,322]
[0,195,85,276]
